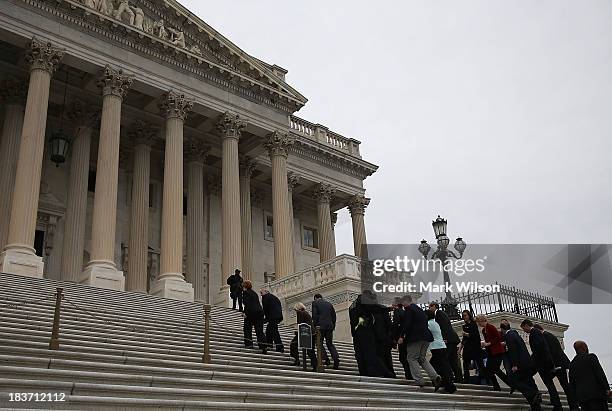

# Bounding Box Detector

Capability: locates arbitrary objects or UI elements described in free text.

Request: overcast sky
[186,1,612,375]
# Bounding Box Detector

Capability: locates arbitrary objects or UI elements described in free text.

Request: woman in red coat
[475,314,510,391]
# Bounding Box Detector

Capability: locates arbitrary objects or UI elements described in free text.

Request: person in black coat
[226,269,243,311]
[569,340,610,411]
[392,298,412,380]
[312,294,339,369]
[521,319,561,411]
[429,302,463,383]
[349,292,395,378]
[500,322,542,410]
[242,280,266,353]
[534,323,578,410]
[290,302,317,370]
[261,289,284,353]
[459,310,486,384]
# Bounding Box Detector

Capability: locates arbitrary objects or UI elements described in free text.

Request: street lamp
[419,215,467,315]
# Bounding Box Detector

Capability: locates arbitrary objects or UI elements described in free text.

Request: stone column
[151,90,194,301]
[185,140,209,301]
[239,156,256,281]
[265,131,295,278]
[81,65,132,290]
[125,121,156,292]
[348,194,370,259]
[330,211,338,256]
[314,183,335,263]
[0,78,27,252]
[60,100,98,282]
[217,112,245,304]
[287,172,300,271]
[0,38,63,277]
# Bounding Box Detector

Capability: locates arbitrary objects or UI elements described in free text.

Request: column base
[79,263,125,291]
[0,247,44,278]
[214,284,231,307]
[150,276,194,302]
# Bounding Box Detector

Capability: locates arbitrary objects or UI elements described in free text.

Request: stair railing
[49,287,63,350]
[202,304,212,363]
[315,326,324,373]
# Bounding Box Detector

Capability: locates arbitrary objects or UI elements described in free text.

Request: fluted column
[0,78,27,252]
[186,140,209,301]
[125,121,156,292]
[81,65,132,290]
[0,38,63,278]
[60,100,98,281]
[217,112,245,305]
[239,156,256,281]
[287,172,300,271]
[348,195,370,259]
[265,131,295,278]
[314,183,335,263]
[152,90,194,301]
[330,212,338,256]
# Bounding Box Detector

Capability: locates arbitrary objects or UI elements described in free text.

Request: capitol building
[0,0,378,312]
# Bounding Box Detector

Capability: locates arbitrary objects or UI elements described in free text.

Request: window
[303,226,318,249]
[87,170,96,193]
[265,215,273,240]
[183,195,188,216]
[34,230,45,257]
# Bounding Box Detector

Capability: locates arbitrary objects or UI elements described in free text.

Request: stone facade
[0,0,378,305]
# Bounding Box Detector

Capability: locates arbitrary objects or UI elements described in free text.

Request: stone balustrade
[265,254,361,299]
[289,115,361,157]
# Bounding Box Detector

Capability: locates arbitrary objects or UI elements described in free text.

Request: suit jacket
[434,309,460,345]
[528,328,554,371]
[400,304,433,344]
[504,329,534,372]
[242,289,264,320]
[569,353,610,403]
[262,293,283,323]
[312,298,336,331]
[542,330,570,369]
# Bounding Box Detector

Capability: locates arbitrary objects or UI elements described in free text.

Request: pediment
[28,0,307,112]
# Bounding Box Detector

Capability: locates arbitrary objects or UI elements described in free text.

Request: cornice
[18,0,303,113]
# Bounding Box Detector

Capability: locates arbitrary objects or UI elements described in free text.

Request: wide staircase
[0,272,581,410]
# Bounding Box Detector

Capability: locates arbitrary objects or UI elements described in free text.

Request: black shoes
[433,376,442,392]
[333,360,340,370]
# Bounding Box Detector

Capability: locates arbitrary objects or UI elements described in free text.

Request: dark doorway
[34,230,45,257]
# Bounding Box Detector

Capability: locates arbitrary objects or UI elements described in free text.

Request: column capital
[287,172,300,192]
[26,37,63,74]
[313,183,335,204]
[66,99,100,128]
[347,194,370,216]
[0,77,28,105]
[216,111,246,140]
[264,131,294,158]
[128,119,158,147]
[239,156,257,178]
[97,65,133,99]
[160,90,193,120]
[185,139,211,164]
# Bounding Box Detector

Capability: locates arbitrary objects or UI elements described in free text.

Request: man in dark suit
[501,321,542,410]
[534,323,578,410]
[521,319,562,411]
[312,293,339,369]
[261,289,284,353]
[429,302,462,382]
[397,295,440,389]
[392,297,412,379]
[569,340,610,411]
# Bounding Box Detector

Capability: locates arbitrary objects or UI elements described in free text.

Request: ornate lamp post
[419,215,467,316]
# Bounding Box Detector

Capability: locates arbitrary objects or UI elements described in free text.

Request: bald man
[569,340,610,411]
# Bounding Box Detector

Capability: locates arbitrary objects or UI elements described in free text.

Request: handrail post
[48,287,63,350]
[315,326,324,372]
[202,304,211,364]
